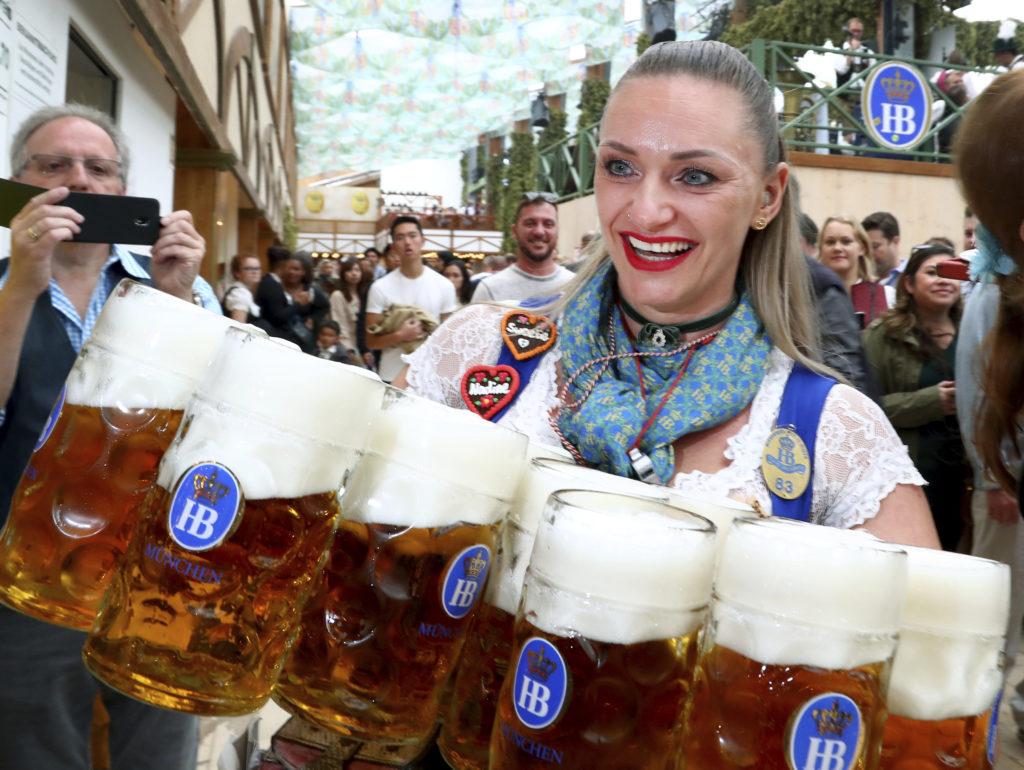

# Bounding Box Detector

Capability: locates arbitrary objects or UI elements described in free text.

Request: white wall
[0,0,176,253]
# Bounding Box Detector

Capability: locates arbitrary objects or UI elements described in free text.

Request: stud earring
[627,211,633,221]
[752,217,768,231]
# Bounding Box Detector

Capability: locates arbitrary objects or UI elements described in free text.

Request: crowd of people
[2,30,1024,769]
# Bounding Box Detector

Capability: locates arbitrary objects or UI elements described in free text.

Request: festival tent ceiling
[288,1,718,178]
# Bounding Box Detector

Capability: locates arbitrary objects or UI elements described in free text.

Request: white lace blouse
[404,303,924,530]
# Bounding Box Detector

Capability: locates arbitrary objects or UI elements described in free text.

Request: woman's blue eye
[682,168,714,185]
[605,159,632,176]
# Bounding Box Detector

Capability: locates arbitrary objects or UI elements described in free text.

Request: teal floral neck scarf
[556,261,772,482]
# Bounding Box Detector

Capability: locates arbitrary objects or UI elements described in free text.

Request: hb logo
[441,545,491,619]
[168,463,242,551]
[787,693,862,770]
[513,637,568,731]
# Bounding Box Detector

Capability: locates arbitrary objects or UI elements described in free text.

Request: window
[65,27,117,117]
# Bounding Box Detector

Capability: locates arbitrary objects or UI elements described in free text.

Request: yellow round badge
[351,192,369,215]
[761,427,811,500]
[304,190,325,214]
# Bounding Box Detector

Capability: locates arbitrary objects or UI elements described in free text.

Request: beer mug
[490,489,716,770]
[880,547,1009,770]
[0,279,246,629]
[273,389,528,744]
[682,518,909,770]
[663,490,757,563]
[82,327,385,715]
[439,457,673,770]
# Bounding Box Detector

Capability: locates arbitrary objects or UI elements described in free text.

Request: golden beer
[83,328,385,715]
[439,456,672,770]
[490,489,716,770]
[0,279,243,629]
[879,547,1009,770]
[83,486,340,714]
[680,518,909,770]
[274,389,528,745]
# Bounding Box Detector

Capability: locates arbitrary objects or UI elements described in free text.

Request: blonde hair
[552,40,827,376]
[818,214,878,283]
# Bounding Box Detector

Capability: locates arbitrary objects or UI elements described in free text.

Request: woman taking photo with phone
[862,243,967,550]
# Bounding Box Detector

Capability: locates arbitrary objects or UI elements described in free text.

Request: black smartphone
[0,178,161,245]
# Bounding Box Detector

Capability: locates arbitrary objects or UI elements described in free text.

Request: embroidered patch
[501,311,557,361]
[461,365,520,420]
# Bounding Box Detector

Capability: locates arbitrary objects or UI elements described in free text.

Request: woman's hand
[938,380,956,415]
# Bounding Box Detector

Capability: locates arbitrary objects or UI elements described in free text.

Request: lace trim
[405,309,923,528]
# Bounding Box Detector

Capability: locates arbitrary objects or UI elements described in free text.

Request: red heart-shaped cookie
[501,311,557,361]
[461,365,520,420]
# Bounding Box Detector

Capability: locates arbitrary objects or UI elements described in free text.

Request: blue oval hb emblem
[787,692,862,770]
[513,637,569,731]
[35,385,66,451]
[168,462,243,552]
[441,545,491,619]
[862,62,931,151]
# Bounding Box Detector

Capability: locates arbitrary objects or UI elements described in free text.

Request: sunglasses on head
[910,243,956,258]
[520,191,558,204]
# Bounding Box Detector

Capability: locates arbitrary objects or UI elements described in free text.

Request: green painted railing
[530,38,990,201]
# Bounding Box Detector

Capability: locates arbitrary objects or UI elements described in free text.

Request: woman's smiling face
[596,74,785,324]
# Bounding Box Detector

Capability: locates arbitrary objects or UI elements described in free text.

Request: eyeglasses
[521,191,558,204]
[22,153,122,181]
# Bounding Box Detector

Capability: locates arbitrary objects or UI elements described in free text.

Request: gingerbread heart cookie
[461,365,520,420]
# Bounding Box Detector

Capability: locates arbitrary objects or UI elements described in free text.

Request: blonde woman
[818,214,894,327]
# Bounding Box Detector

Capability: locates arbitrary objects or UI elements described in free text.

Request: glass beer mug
[879,547,1009,770]
[273,388,528,745]
[439,457,674,770]
[0,279,246,629]
[490,489,716,770]
[82,327,385,715]
[681,518,909,770]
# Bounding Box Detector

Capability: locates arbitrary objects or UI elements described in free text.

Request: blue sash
[771,364,837,522]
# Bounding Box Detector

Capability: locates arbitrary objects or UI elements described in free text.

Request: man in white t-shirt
[471,192,573,303]
[365,215,456,381]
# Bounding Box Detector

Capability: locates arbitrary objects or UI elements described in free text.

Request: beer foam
[340,453,508,527]
[67,280,241,408]
[363,389,527,501]
[887,547,1008,720]
[664,489,756,566]
[524,490,716,644]
[156,329,385,498]
[712,518,907,668]
[488,460,672,615]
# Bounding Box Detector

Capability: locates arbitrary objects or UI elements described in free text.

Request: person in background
[256,249,328,353]
[365,216,456,382]
[314,320,353,364]
[953,67,1024,737]
[799,213,879,399]
[470,253,509,284]
[819,214,892,327]
[861,211,903,288]
[442,258,474,309]
[364,246,386,280]
[862,243,967,551]
[221,252,262,324]
[471,192,573,303]
[963,208,978,251]
[330,256,368,365]
[0,101,212,770]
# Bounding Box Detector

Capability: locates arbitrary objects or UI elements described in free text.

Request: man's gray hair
[10,103,130,184]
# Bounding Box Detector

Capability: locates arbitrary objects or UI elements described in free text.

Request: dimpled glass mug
[273,388,528,745]
[0,279,250,629]
[82,327,385,715]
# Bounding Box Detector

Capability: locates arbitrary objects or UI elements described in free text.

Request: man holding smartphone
[0,103,216,769]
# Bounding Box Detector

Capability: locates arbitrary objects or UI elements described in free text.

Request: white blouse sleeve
[403,304,507,409]
[811,384,925,529]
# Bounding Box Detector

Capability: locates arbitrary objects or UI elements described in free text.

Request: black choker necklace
[618,292,740,348]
